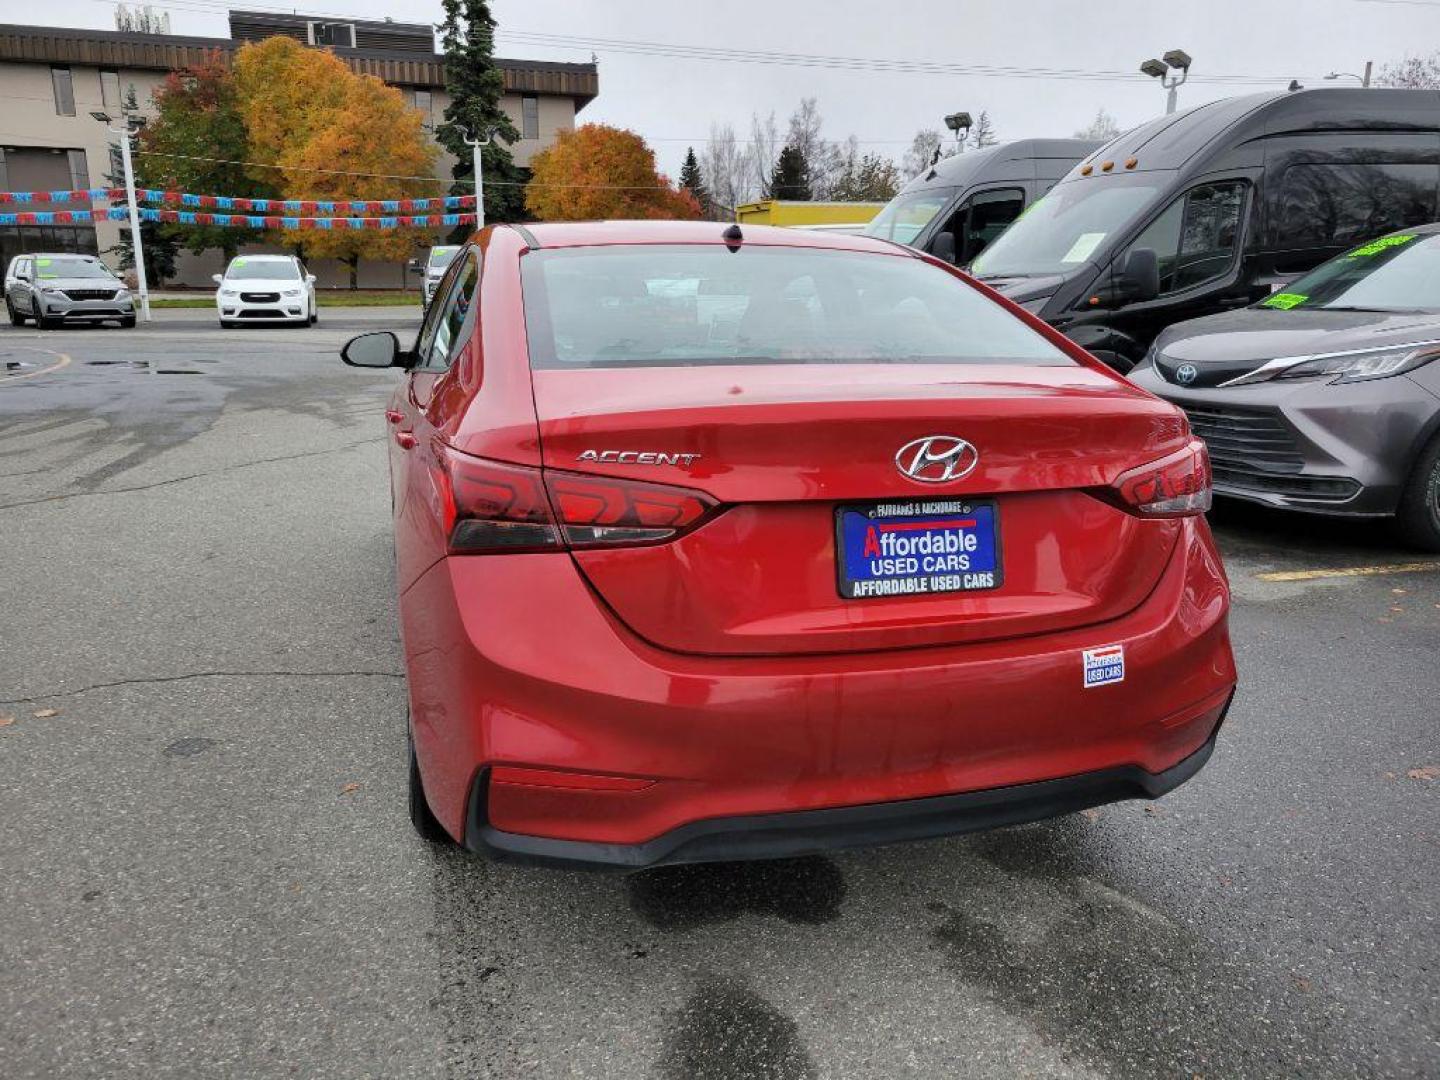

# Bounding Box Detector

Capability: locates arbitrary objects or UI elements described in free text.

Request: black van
[969,88,1440,371]
[862,139,1101,265]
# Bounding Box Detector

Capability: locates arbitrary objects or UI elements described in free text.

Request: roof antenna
[722,223,743,252]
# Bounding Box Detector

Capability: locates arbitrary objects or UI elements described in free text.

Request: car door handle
[385,409,404,424]
[394,431,417,450]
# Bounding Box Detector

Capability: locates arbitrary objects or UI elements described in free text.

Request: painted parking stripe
[0,346,72,381]
[1256,561,1440,582]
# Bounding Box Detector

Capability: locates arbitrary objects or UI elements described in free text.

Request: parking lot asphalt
[1,315,1437,1080]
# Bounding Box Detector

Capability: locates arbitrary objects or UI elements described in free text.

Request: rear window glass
[520,244,1074,369]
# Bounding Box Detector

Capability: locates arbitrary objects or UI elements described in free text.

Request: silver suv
[5,254,136,329]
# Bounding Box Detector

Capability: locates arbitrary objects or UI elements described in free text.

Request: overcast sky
[14,0,1440,176]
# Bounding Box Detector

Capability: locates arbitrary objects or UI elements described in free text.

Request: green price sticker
[36,258,52,266]
[1262,292,1308,310]
[1347,235,1414,258]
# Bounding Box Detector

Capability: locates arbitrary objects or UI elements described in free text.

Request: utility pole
[92,110,150,322]
[1326,63,1373,87]
[463,129,491,228]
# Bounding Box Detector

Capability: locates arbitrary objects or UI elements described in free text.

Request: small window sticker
[1083,645,1125,688]
[1061,232,1106,264]
[1261,292,1308,310]
[1347,235,1414,258]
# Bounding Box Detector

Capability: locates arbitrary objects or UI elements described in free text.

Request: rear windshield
[520,244,1074,370]
[1255,232,1440,314]
[225,259,299,280]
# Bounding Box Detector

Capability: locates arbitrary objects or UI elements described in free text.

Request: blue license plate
[835,500,1002,600]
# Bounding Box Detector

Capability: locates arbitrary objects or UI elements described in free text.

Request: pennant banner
[101,207,476,230]
[0,210,97,226]
[0,189,475,214]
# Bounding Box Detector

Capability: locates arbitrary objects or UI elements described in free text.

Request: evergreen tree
[435,0,527,232]
[769,144,811,200]
[972,111,999,149]
[678,146,707,213]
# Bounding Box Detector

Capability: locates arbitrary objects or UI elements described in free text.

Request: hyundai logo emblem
[895,436,979,484]
[1175,363,1199,386]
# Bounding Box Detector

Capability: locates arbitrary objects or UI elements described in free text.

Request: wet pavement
[1,315,1437,1079]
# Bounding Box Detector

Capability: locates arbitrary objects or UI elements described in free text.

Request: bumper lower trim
[463,697,1230,871]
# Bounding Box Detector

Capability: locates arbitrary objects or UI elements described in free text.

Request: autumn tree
[233,37,437,288]
[1377,54,1440,87]
[136,50,273,264]
[525,124,700,221]
[435,0,526,227]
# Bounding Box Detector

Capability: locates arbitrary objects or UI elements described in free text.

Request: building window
[522,94,539,140]
[101,69,122,111]
[414,88,432,127]
[51,66,75,116]
[67,150,90,191]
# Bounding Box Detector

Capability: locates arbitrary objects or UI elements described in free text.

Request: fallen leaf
[1293,975,1312,992]
[1080,807,1101,822]
[1383,771,1398,780]
[340,782,361,795]
[1406,766,1439,782]
[0,715,15,727]
[32,708,58,719]
[1391,588,1407,595]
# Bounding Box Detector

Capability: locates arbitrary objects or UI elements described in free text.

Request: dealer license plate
[835,499,1002,600]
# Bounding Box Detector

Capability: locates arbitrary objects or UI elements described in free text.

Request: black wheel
[219,319,236,329]
[310,308,318,325]
[408,733,454,845]
[37,312,61,330]
[6,299,24,326]
[1395,432,1440,552]
[119,316,136,329]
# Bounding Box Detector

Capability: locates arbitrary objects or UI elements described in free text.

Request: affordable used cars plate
[835,499,1002,600]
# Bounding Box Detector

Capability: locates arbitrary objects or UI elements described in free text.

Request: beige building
[0,12,598,287]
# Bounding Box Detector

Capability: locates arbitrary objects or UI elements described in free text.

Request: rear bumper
[464,708,1228,870]
[402,515,1237,859]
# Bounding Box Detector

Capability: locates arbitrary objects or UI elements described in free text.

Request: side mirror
[930,231,958,265]
[1120,247,1161,302]
[212,273,224,285]
[305,273,317,284]
[341,330,402,369]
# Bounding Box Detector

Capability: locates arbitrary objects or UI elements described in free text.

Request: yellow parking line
[1256,562,1440,582]
[0,346,71,382]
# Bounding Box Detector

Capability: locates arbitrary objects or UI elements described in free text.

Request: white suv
[214,255,317,327]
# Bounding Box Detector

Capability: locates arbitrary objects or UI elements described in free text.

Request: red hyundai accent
[341,221,1236,869]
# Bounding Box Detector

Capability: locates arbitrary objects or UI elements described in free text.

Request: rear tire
[1395,432,1440,552]
[408,733,454,845]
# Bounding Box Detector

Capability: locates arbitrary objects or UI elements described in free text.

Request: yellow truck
[734,200,886,232]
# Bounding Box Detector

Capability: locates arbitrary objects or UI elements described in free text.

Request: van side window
[1124,181,1246,294]
[1276,163,1438,249]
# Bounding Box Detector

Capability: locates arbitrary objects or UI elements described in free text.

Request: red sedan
[341,221,1236,869]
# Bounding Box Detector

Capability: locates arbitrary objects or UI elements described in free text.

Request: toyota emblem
[895,436,979,484]
[1175,363,1199,386]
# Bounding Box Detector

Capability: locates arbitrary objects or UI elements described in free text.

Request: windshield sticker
[1347,235,1414,258]
[36,258,52,266]
[1061,232,1105,264]
[1261,292,1308,310]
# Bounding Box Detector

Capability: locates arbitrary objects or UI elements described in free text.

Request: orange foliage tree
[232,37,438,287]
[525,124,702,221]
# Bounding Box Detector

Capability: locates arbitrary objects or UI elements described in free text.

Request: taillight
[1110,439,1212,518]
[436,446,717,554]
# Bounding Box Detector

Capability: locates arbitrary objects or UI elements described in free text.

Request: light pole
[1325,62,1373,87]
[462,129,491,228]
[91,110,150,322]
[1141,49,1192,115]
[943,112,973,154]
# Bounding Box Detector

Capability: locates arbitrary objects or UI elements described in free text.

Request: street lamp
[91,109,151,322]
[943,111,972,152]
[1325,62,1373,87]
[462,128,490,229]
[1140,49,1192,115]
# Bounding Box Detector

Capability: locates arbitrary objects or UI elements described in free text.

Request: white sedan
[214,255,317,327]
